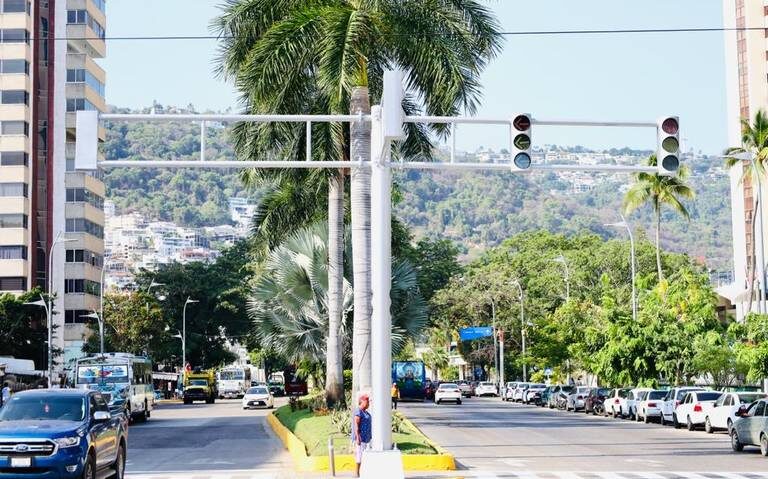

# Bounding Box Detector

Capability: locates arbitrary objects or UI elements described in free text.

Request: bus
[216,366,251,399]
[75,353,155,422]
[392,361,427,401]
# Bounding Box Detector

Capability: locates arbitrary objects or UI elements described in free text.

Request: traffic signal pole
[75,70,678,478]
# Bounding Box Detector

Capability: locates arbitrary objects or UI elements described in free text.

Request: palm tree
[622,155,694,281]
[724,109,768,313]
[215,0,502,398]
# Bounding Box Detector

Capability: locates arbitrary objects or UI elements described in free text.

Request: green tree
[214,0,502,400]
[0,289,51,370]
[623,154,694,281]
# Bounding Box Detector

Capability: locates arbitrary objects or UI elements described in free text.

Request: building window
[0,182,27,197]
[0,214,27,228]
[0,29,28,43]
[66,69,105,97]
[65,218,104,238]
[0,245,26,259]
[0,121,28,136]
[0,0,28,13]
[65,249,103,267]
[93,0,105,14]
[0,151,28,166]
[64,309,90,324]
[66,187,104,210]
[0,276,25,291]
[66,98,97,112]
[66,10,105,39]
[0,59,28,74]
[65,278,100,296]
[1,90,28,105]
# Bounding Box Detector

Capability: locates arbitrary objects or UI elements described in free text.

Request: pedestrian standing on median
[391,382,400,410]
[351,393,372,478]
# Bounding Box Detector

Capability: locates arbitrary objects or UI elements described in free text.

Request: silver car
[731,399,768,456]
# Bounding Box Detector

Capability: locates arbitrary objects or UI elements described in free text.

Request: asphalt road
[400,397,768,478]
[124,398,293,479]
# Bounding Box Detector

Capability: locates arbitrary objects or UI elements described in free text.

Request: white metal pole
[99,257,106,355]
[517,283,526,382]
[623,216,638,322]
[200,121,207,162]
[182,299,189,371]
[370,105,393,452]
[47,231,62,387]
[499,332,504,392]
[752,157,767,314]
[491,298,498,385]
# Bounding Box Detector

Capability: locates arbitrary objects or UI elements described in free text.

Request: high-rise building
[0,0,106,369]
[722,0,768,319]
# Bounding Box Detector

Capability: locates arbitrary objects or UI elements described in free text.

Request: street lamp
[146,280,165,313]
[182,297,199,372]
[80,312,104,356]
[552,255,571,301]
[510,279,526,382]
[605,215,638,322]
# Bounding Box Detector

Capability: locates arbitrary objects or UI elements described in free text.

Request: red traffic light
[513,115,531,132]
[662,118,679,135]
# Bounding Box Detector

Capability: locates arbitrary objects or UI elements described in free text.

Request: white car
[502,382,518,401]
[512,382,531,402]
[604,388,631,418]
[565,386,592,412]
[636,389,668,423]
[524,384,546,404]
[475,382,498,397]
[435,383,462,404]
[660,387,705,426]
[625,387,654,420]
[673,390,722,430]
[242,386,274,409]
[705,391,767,434]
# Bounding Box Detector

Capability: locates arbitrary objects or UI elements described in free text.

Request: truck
[0,389,128,478]
[183,370,217,404]
[283,366,308,397]
[392,361,427,401]
[217,366,251,399]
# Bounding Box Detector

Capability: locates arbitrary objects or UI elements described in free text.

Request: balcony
[0,196,28,215]
[0,228,26,245]
[65,262,102,283]
[0,135,28,152]
[66,23,106,59]
[67,0,106,31]
[0,258,26,277]
[0,165,27,182]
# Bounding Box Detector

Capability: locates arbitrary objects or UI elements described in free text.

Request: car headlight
[54,436,81,448]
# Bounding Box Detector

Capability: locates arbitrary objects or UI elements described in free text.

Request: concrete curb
[266,411,456,472]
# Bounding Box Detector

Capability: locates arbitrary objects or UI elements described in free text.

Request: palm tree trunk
[325,172,345,408]
[655,208,663,281]
[350,86,372,398]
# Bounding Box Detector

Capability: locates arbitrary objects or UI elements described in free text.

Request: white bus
[75,353,155,422]
[217,366,251,399]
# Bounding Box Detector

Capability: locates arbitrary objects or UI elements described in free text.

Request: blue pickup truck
[0,389,128,478]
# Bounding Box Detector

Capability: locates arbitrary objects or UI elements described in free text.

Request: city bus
[75,353,155,422]
[216,366,251,399]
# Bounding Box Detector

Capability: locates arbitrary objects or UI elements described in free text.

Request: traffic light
[657,116,680,174]
[510,114,532,171]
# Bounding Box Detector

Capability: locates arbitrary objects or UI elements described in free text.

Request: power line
[31,26,768,42]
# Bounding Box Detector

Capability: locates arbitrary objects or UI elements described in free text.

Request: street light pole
[751,157,768,314]
[511,280,526,382]
[182,297,198,372]
[605,215,638,322]
[46,232,75,387]
[491,297,498,385]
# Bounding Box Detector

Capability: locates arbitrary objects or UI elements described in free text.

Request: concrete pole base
[360,449,404,479]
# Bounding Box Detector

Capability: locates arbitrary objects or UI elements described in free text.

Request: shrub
[331,408,351,435]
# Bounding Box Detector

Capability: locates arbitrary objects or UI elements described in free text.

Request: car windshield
[648,391,667,400]
[561,386,574,393]
[246,387,268,395]
[676,389,700,400]
[480,382,494,387]
[576,387,590,393]
[697,392,722,401]
[738,393,767,404]
[189,379,208,386]
[0,395,86,422]
[439,384,458,391]
[597,388,611,396]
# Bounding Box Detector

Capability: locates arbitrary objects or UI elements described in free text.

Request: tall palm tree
[622,155,694,281]
[215,0,502,398]
[724,109,768,313]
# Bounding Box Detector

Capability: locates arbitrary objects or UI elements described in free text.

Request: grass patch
[274,405,437,456]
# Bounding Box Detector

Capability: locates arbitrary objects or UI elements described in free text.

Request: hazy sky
[102,0,727,154]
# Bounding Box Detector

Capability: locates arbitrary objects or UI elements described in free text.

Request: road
[124,398,294,479]
[401,397,768,478]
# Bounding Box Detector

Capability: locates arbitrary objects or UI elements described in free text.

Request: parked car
[549,385,574,409]
[502,382,518,401]
[457,381,475,398]
[565,386,592,412]
[424,380,437,400]
[604,388,631,418]
[539,386,553,407]
[673,390,722,430]
[512,382,532,402]
[707,391,767,434]
[435,383,462,405]
[0,389,128,479]
[730,399,768,455]
[585,387,611,415]
[626,387,654,420]
[475,382,498,397]
[660,387,706,426]
[242,386,274,409]
[635,389,668,423]
[524,384,547,404]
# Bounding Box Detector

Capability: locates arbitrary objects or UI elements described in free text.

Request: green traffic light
[662,137,679,153]
[514,134,531,150]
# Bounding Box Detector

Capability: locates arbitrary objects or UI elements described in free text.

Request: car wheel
[113,443,126,479]
[81,452,96,479]
[613,408,618,419]
[660,414,666,426]
[727,419,734,435]
[731,429,744,452]
[673,414,680,429]
[644,413,650,424]
[687,416,695,431]
[705,417,713,434]
[457,400,462,405]
[761,434,768,457]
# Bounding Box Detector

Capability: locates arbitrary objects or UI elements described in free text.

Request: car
[549,385,574,409]
[540,386,553,407]
[435,383,462,405]
[585,387,611,415]
[604,388,631,418]
[511,382,532,402]
[635,389,668,423]
[251,381,268,387]
[457,381,475,398]
[424,380,437,400]
[565,386,592,412]
[673,390,722,430]
[660,387,706,426]
[730,399,768,455]
[625,387,654,420]
[706,391,767,434]
[242,386,274,409]
[268,381,285,397]
[502,382,518,401]
[524,384,547,404]
[475,382,498,397]
[0,389,128,479]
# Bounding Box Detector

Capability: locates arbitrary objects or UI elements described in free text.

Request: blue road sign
[459,327,493,341]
